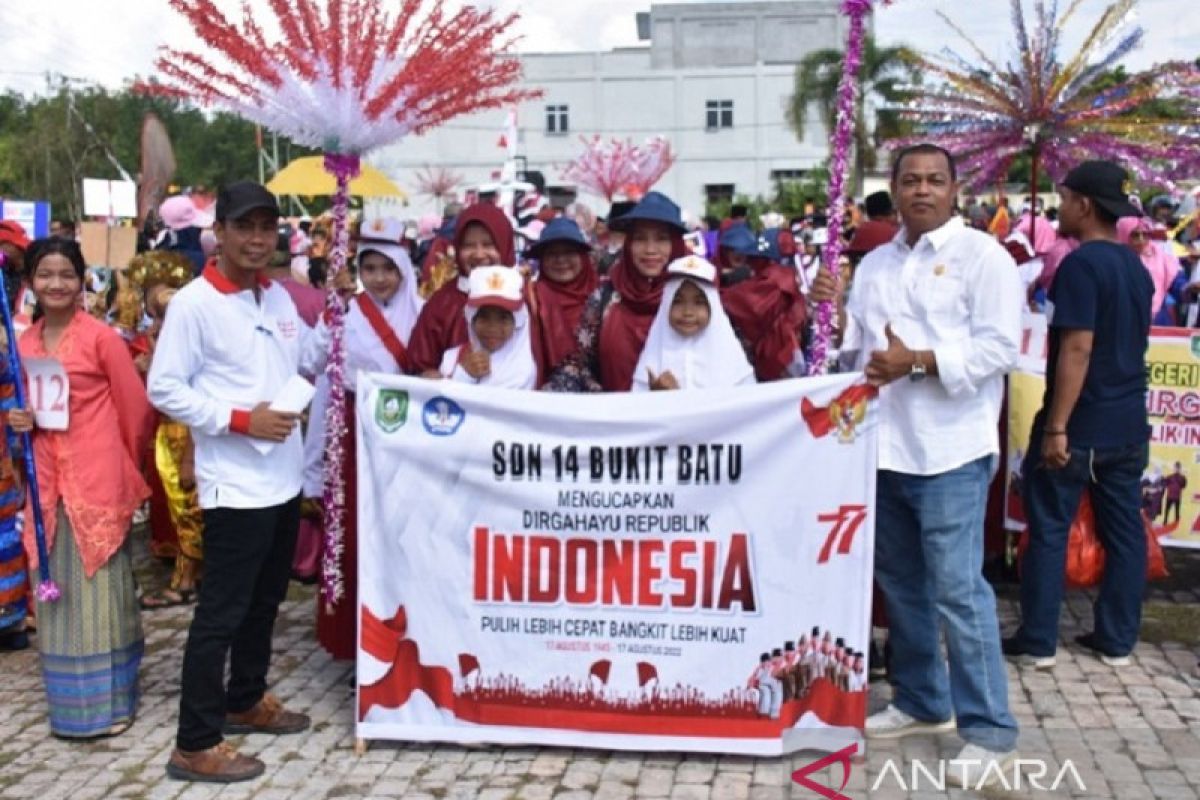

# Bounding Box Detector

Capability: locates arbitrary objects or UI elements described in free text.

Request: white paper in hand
[270,375,316,414]
[247,376,315,456]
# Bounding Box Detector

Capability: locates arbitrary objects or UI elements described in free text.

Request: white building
[376,0,845,217]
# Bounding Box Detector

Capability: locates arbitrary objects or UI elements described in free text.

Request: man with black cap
[149,181,311,782]
[1004,161,1152,671]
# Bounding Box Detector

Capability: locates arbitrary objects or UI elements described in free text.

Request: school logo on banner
[422,396,465,436]
[1189,334,1200,361]
[375,389,409,433]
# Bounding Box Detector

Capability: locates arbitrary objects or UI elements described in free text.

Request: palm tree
[787,37,919,196]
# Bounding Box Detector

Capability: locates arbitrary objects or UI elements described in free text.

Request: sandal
[139,588,197,610]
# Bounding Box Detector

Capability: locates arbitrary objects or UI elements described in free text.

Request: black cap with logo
[1060,160,1142,219]
[215,181,281,222]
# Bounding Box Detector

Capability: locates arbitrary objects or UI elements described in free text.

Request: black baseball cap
[215,181,281,222]
[1061,161,1142,219]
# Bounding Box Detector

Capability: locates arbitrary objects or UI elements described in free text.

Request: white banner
[355,373,877,755]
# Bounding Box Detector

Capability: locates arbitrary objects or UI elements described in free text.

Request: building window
[705,184,735,204]
[545,104,569,135]
[705,100,733,130]
[770,169,806,184]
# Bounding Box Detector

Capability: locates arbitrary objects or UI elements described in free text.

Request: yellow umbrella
[266,156,407,198]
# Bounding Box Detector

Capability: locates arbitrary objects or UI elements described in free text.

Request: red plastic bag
[1018,492,1168,587]
[1145,512,1169,582]
[1062,492,1106,589]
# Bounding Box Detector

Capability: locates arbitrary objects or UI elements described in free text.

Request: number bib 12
[24,357,69,431]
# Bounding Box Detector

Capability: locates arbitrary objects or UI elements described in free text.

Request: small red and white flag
[636,661,658,688]
[458,653,480,678]
[588,659,612,685]
[497,107,518,156]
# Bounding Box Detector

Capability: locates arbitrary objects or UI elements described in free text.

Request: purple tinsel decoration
[889,1,1200,193]
[36,581,60,602]
[808,0,878,375]
[319,152,361,607]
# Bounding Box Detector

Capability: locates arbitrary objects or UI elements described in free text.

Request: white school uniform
[301,240,423,497]
[440,304,537,389]
[631,275,755,391]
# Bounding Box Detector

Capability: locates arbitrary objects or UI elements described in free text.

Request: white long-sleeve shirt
[842,217,1023,475]
[148,266,306,509]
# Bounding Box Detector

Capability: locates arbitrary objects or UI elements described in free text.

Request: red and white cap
[466,265,524,311]
[359,216,405,244]
[666,255,718,285]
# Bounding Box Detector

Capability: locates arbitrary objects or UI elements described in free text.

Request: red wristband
[230,408,252,435]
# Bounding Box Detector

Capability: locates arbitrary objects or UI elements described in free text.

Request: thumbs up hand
[865,323,915,386]
[647,368,680,391]
[461,346,492,380]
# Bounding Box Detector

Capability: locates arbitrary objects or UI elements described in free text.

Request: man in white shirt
[811,144,1022,788]
[150,182,310,783]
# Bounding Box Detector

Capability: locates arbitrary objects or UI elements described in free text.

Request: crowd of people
[0,143,1196,786]
[748,626,868,720]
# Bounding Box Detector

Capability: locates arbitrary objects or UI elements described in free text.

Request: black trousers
[176,495,300,751]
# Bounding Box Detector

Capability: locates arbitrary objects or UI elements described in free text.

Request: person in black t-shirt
[1004,161,1152,669]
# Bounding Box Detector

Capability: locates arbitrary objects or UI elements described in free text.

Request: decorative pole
[140,0,541,607]
[0,258,59,602]
[1025,123,1042,251]
[319,152,359,605]
[808,0,887,375]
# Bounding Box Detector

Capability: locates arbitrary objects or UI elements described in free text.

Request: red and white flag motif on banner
[458,653,480,678]
[588,659,612,685]
[637,662,659,688]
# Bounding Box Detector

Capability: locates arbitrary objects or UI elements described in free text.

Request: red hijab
[721,257,803,382]
[529,249,599,380]
[406,203,516,373]
[454,203,516,276]
[598,224,689,391]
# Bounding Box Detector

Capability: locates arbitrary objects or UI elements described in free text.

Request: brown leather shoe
[224,693,311,735]
[166,742,265,783]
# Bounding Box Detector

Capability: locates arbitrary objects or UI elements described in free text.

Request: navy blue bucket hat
[719,223,760,257]
[607,191,686,234]
[527,217,590,259]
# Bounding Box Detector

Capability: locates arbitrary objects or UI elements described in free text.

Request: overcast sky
[0,0,1193,97]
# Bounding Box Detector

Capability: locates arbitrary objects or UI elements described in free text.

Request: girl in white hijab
[298,217,425,659]
[440,266,538,389]
[632,255,755,391]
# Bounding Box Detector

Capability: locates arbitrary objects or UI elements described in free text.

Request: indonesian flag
[458,653,480,678]
[588,659,612,685]
[636,661,658,688]
[801,384,876,438]
[497,107,518,157]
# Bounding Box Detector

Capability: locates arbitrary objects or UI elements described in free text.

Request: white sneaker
[1015,653,1057,670]
[865,704,955,739]
[951,742,1019,790]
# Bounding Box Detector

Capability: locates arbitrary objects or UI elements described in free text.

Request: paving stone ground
[3,538,1200,799]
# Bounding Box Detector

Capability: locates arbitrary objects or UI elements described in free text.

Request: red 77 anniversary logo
[816,505,868,564]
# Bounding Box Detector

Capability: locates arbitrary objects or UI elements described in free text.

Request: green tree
[0,83,318,222]
[786,37,919,196]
